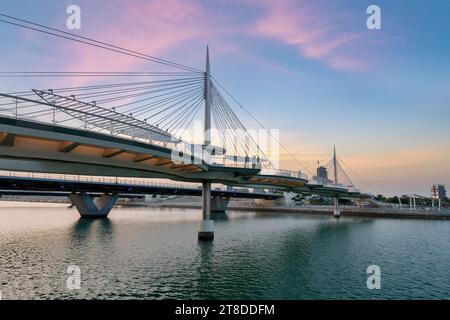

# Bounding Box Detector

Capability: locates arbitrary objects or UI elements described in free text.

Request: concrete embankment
[1,195,449,220]
[159,202,450,220]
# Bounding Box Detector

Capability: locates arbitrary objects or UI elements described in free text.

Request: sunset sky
[0,0,449,196]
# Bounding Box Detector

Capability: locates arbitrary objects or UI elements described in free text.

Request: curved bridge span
[0,47,372,241]
[0,116,367,199]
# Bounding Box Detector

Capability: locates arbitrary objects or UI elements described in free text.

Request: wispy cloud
[59,0,208,84]
[56,0,381,78]
[249,0,378,71]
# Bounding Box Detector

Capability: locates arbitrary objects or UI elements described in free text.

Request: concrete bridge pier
[333,197,341,218]
[210,196,230,219]
[69,192,118,218]
[198,181,214,240]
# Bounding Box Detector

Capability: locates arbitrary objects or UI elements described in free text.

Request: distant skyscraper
[431,184,446,200]
[315,166,329,184]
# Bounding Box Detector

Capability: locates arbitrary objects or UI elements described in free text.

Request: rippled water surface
[1,203,450,299]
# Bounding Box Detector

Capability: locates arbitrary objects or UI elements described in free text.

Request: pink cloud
[249,0,376,71]
[50,0,381,85]
[59,0,208,85]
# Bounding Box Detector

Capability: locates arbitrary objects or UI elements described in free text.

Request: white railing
[308,180,360,192]
[0,170,269,194]
[0,112,265,171]
[208,155,262,169]
[346,186,361,193]
[0,170,201,190]
[0,170,284,197]
[260,169,308,181]
[308,180,323,185]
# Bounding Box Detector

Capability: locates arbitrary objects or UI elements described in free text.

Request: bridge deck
[0,175,282,200]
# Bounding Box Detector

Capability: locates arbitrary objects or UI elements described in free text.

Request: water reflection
[66,218,116,269]
[210,211,229,220]
[194,240,216,298]
[0,207,449,299]
[69,218,115,245]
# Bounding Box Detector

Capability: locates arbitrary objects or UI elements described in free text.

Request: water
[0,203,450,300]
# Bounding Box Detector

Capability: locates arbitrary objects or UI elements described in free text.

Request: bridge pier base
[69,192,118,218]
[198,181,214,240]
[211,196,230,219]
[333,197,341,218]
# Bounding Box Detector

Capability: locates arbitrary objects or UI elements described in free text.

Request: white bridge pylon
[199,46,214,240]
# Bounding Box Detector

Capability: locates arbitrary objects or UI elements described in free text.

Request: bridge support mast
[199,181,214,240]
[198,46,214,240]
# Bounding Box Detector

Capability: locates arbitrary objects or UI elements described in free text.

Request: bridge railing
[1,111,179,150]
[307,180,361,192]
[0,112,260,171]
[208,155,262,169]
[0,170,201,190]
[346,186,361,193]
[0,170,264,194]
[260,169,308,181]
[327,183,362,193]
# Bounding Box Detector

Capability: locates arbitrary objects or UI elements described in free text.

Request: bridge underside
[0,176,282,200]
[241,174,307,189]
[0,117,201,179]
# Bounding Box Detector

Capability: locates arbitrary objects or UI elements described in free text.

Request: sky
[0,0,449,196]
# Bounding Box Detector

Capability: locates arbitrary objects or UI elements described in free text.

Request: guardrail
[0,170,260,194]
[307,180,361,192]
[0,112,267,171]
[260,169,308,181]
[208,155,263,169]
[0,170,201,190]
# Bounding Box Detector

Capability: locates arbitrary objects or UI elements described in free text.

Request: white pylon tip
[206,45,210,72]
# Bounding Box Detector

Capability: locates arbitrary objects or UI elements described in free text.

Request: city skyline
[0,0,449,196]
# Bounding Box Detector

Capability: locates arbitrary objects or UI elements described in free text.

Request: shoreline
[1,198,449,220]
[157,203,450,220]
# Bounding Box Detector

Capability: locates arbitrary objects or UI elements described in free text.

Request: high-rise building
[317,166,327,179]
[314,166,329,184]
[431,184,446,200]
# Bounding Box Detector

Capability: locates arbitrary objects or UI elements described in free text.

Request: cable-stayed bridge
[0,14,372,240]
